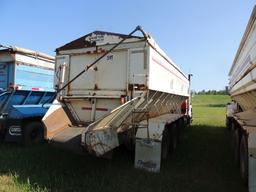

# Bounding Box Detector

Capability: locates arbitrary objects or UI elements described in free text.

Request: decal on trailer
[9,125,22,136]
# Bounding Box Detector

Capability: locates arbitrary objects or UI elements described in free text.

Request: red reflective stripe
[32,88,40,90]
[96,107,108,112]
[81,107,108,112]
[81,107,92,111]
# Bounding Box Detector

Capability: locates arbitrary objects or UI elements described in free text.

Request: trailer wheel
[230,122,236,157]
[232,127,240,165]
[226,116,231,130]
[169,123,178,153]
[23,121,44,145]
[161,128,170,160]
[240,134,248,185]
[177,118,184,144]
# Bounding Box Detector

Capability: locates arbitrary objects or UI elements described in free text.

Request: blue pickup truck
[0,46,55,144]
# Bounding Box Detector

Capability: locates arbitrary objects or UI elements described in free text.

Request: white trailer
[226,6,256,192]
[43,26,192,172]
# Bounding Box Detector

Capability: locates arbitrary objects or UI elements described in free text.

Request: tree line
[193,89,228,95]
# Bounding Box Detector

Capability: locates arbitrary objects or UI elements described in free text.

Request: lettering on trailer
[85,34,105,44]
[85,33,121,46]
[9,126,22,136]
[107,55,113,61]
[137,160,157,172]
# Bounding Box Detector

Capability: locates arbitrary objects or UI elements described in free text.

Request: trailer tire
[240,134,248,185]
[161,128,170,160]
[169,123,178,153]
[232,128,240,166]
[23,121,44,145]
[226,116,231,130]
[230,121,236,155]
[177,118,184,144]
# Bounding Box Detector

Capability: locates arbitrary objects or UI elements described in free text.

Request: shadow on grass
[194,104,227,108]
[0,124,247,192]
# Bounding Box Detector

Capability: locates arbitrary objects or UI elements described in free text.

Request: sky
[0,0,255,91]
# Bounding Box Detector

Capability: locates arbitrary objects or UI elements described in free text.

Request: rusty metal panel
[66,98,120,123]
[67,50,127,95]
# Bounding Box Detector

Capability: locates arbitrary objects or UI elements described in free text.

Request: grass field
[0,95,248,192]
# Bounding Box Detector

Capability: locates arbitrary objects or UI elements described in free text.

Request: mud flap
[135,138,161,173]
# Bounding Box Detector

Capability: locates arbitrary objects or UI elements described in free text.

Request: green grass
[0,95,247,192]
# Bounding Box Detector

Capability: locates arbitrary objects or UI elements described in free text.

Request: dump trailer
[0,46,55,144]
[226,6,256,192]
[43,26,192,172]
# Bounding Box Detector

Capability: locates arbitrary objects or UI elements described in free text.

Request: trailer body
[227,6,256,191]
[43,28,191,172]
[0,46,54,91]
[0,46,55,144]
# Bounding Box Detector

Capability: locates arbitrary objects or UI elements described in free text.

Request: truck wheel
[169,123,178,153]
[232,128,240,165]
[161,128,170,160]
[240,135,248,185]
[23,121,44,145]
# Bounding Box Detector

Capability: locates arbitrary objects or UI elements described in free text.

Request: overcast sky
[0,0,255,91]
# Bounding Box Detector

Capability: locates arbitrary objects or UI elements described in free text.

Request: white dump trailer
[43,26,192,172]
[226,6,256,192]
